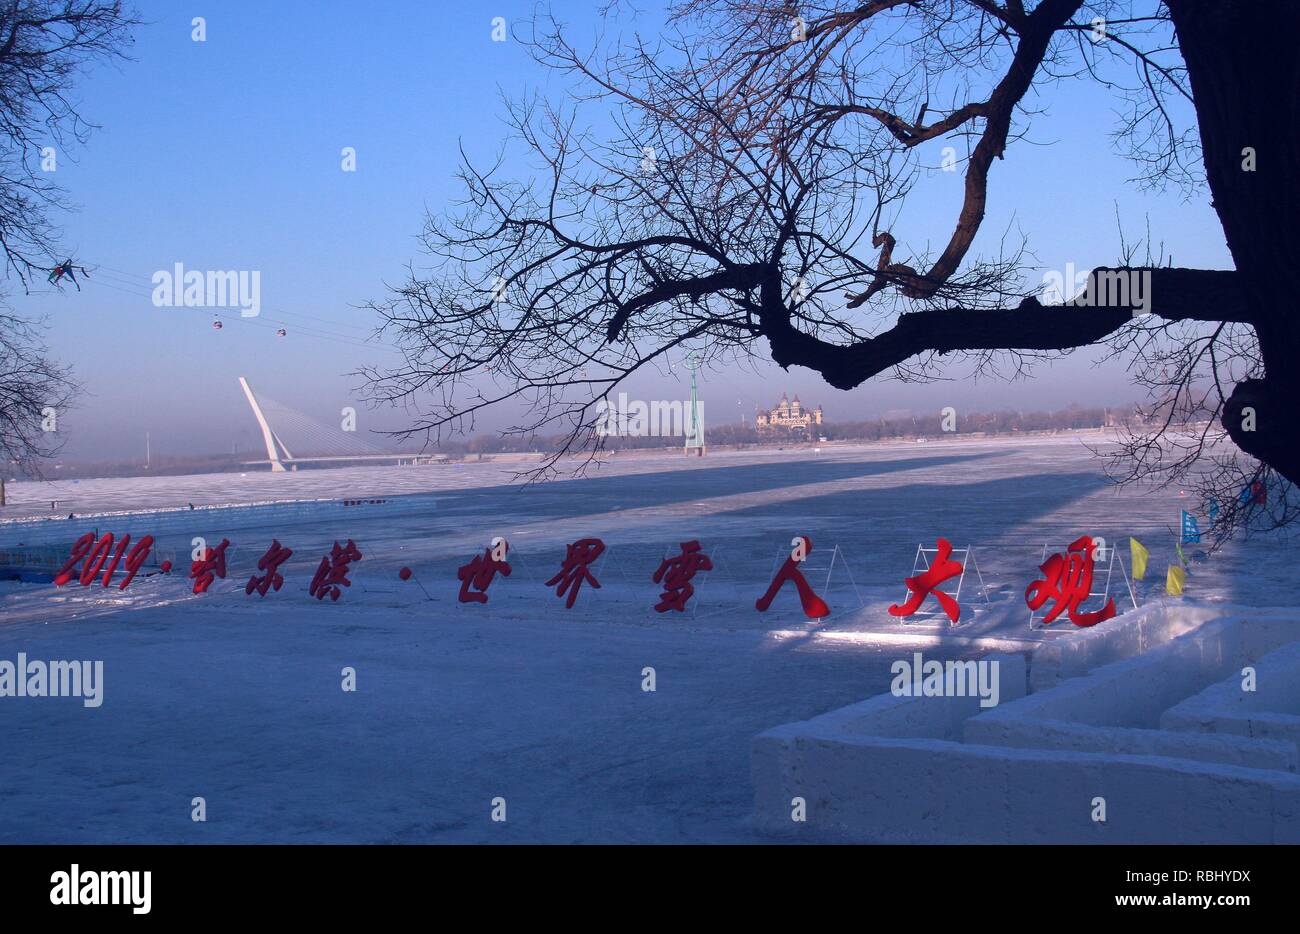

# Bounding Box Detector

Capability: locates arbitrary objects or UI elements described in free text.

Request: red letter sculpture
[309,539,363,601]
[889,537,964,623]
[756,536,830,619]
[546,538,604,608]
[246,540,293,597]
[54,531,154,590]
[1025,535,1117,627]
[457,536,512,604]
[652,540,713,613]
[190,538,231,594]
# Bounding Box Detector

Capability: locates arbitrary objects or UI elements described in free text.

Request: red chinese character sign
[190,538,231,594]
[246,540,293,597]
[889,537,965,624]
[35,524,1135,628]
[1025,535,1117,627]
[546,538,604,608]
[652,540,713,613]
[458,536,512,604]
[756,536,830,619]
[310,540,363,601]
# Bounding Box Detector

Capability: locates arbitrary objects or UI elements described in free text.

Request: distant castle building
[755,393,824,430]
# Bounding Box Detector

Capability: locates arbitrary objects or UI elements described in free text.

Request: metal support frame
[896,543,989,628]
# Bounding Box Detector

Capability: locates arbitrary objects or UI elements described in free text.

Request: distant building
[755,393,824,431]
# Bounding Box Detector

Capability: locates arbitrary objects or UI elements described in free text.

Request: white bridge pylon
[239,376,293,472]
[238,376,438,471]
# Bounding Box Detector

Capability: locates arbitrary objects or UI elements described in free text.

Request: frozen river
[0,435,1286,841]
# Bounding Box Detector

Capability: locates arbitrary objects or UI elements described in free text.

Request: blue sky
[18,0,1233,462]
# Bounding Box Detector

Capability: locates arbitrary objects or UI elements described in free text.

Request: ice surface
[0,435,1290,842]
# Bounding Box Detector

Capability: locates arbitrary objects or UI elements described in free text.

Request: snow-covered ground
[0,435,1290,842]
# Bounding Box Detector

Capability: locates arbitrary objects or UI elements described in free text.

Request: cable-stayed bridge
[239,377,443,470]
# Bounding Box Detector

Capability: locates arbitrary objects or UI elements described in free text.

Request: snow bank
[1161,640,1300,748]
[1025,601,1225,691]
[753,606,1300,843]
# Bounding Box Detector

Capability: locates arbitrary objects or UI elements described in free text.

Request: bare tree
[0,303,73,465]
[0,1,137,279]
[365,0,1297,539]
[0,1,136,492]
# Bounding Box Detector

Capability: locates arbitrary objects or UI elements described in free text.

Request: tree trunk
[1169,0,1300,485]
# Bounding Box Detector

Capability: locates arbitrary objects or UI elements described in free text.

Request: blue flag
[1207,497,1220,522]
[1181,510,1201,545]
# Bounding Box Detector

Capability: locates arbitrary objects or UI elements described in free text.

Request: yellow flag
[1166,564,1185,596]
[1129,537,1149,581]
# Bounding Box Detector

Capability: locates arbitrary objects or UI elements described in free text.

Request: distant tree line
[455,403,1134,455]
[14,404,1142,483]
